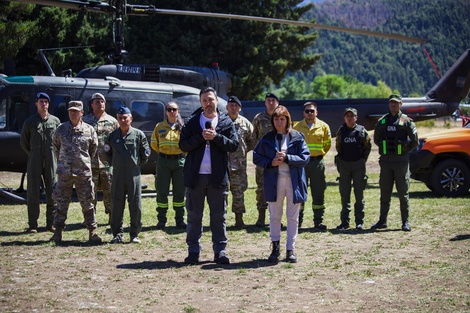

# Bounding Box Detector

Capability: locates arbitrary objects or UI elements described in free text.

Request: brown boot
[255,209,266,227]
[235,213,245,229]
[89,229,102,244]
[50,227,63,243]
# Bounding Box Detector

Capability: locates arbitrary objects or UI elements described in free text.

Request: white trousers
[268,176,300,250]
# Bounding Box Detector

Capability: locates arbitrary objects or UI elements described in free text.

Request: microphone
[276,133,283,152]
[205,121,212,146]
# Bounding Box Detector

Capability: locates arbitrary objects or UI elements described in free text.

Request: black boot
[313,209,327,230]
[371,207,389,230]
[286,250,297,263]
[174,207,187,229]
[268,241,280,264]
[156,207,167,229]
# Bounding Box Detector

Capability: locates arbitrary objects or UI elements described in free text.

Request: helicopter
[0,0,469,202]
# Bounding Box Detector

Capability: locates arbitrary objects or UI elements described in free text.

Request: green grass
[0,124,469,312]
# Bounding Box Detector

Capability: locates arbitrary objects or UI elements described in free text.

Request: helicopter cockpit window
[130,101,165,132]
[4,92,30,131]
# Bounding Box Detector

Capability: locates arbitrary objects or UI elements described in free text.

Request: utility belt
[310,155,323,161]
[158,153,185,159]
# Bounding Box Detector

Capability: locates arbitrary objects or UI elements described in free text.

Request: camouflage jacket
[252,110,273,142]
[83,113,118,169]
[228,114,256,170]
[53,120,98,176]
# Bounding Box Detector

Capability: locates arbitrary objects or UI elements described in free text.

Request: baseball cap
[68,100,83,111]
[389,94,402,102]
[90,93,106,102]
[227,96,242,107]
[344,107,357,116]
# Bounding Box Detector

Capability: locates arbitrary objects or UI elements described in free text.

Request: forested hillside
[299,0,470,96]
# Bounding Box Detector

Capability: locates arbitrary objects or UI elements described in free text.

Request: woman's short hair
[271,105,292,133]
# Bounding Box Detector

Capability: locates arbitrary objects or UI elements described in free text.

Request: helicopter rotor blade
[126,7,426,44]
[8,0,427,44]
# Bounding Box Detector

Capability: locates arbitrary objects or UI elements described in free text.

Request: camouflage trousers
[92,167,112,214]
[53,174,97,230]
[229,168,248,214]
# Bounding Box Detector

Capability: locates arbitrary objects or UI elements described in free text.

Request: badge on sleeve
[104,144,111,153]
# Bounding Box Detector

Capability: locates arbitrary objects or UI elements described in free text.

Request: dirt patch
[0,123,468,312]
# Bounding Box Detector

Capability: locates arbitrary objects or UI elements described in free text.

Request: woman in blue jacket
[253,105,310,263]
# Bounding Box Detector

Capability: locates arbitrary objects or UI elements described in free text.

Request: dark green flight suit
[374,111,418,227]
[106,126,150,239]
[20,113,61,230]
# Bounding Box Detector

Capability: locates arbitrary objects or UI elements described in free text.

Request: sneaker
[402,222,411,232]
[176,221,187,229]
[313,223,327,231]
[26,228,38,233]
[131,236,141,243]
[156,221,166,230]
[336,223,350,230]
[110,235,123,244]
[184,252,200,265]
[356,224,364,231]
[214,251,230,264]
[286,250,297,263]
[371,221,387,230]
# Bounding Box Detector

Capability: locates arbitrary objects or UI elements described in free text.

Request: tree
[126,0,321,99]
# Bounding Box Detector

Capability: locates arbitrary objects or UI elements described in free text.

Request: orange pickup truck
[410,122,470,197]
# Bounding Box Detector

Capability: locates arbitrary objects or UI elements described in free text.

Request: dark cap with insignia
[265,92,279,102]
[36,92,50,102]
[68,100,83,111]
[344,107,357,116]
[117,106,132,115]
[389,94,402,103]
[227,96,242,107]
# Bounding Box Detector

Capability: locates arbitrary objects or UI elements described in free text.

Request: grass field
[0,122,469,312]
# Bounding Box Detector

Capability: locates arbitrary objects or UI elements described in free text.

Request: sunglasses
[304,109,316,114]
[166,108,178,112]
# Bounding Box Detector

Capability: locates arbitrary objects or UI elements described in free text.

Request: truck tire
[431,159,470,197]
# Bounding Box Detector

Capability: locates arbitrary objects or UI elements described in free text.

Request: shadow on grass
[1,239,105,247]
[449,234,470,241]
[116,258,277,270]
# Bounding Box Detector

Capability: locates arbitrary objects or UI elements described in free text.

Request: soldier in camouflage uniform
[82,93,118,225]
[226,96,256,228]
[50,101,101,244]
[252,92,279,227]
[20,92,60,233]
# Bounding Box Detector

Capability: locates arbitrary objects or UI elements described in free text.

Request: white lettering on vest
[387,126,396,131]
[344,137,357,143]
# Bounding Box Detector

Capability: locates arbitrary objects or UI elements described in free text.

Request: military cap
[389,94,402,102]
[68,100,83,111]
[227,95,242,107]
[265,92,280,102]
[90,93,106,102]
[117,106,132,115]
[36,92,50,102]
[344,107,357,116]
